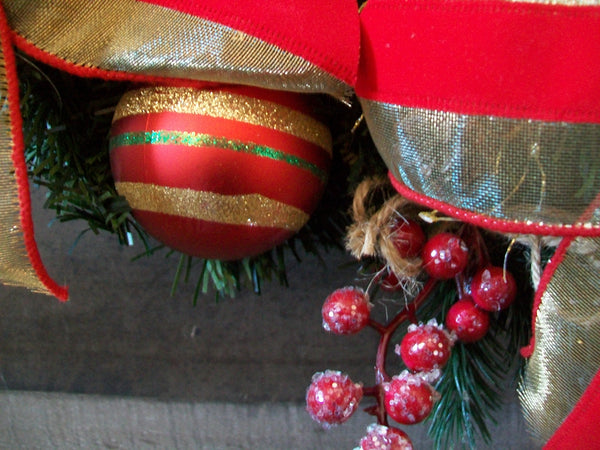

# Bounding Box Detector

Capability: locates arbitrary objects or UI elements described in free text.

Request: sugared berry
[470,266,517,311]
[306,370,363,427]
[396,320,453,371]
[383,372,437,425]
[421,233,469,279]
[445,297,490,342]
[359,424,413,449]
[390,218,426,259]
[322,287,372,335]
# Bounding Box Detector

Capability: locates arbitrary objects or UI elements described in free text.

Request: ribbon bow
[1,0,599,446]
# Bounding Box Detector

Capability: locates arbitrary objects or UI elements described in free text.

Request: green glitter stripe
[110,131,327,183]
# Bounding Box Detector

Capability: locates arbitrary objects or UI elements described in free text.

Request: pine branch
[18,52,139,247]
[421,237,535,449]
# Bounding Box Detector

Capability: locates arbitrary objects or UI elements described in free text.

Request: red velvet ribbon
[357,0,600,124]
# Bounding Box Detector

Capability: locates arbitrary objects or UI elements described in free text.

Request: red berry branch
[361,277,438,428]
[371,278,438,385]
[307,213,520,449]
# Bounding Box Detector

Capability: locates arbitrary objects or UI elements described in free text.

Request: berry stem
[464,225,490,268]
[366,277,439,427]
[368,318,386,334]
[455,273,465,300]
[374,277,439,385]
[361,385,389,426]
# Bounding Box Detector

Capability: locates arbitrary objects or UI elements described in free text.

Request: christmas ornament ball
[110,85,332,260]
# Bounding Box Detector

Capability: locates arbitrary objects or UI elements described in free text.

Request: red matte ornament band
[140,0,360,86]
[132,210,293,261]
[110,144,326,213]
[110,113,331,172]
[357,0,600,123]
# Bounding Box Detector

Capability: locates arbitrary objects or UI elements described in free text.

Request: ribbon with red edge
[357,0,600,446]
[0,6,67,300]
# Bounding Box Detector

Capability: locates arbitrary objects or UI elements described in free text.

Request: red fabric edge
[388,172,600,237]
[0,6,68,301]
[544,367,600,449]
[357,0,600,123]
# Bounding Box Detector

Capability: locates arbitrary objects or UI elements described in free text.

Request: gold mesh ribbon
[360,99,600,232]
[3,0,350,99]
[0,21,55,295]
[519,237,600,444]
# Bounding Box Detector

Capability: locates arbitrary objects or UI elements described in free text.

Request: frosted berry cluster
[445,265,517,343]
[306,219,519,449]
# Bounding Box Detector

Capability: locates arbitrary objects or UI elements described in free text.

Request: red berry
[470,266,517,311]
[322,287,371,335]
[380,270,402,292]
[359,424,413,450]
[384,373,437,425]
[306,370,363,427]
[396,321,453,371]
[421,233,469,279]
[446,297,490,342]
[390,218,426,259]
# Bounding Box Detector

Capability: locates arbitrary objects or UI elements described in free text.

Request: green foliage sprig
[414,238,537,449]
[19,55,139,247]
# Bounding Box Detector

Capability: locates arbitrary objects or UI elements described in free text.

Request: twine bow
[345,176,422,280]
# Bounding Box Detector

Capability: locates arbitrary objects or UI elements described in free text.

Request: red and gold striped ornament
[109,85,332,260]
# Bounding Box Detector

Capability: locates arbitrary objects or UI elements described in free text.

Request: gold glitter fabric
[113,87,332,155]
[519,237,600,444]
[0,37,50,295]
[115,182,309,231]
[360,99,600,232]
[4,0,350,99]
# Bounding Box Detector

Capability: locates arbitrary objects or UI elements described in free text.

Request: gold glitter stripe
[115,181,309,231]
[360,97,600,230]
[113,87,332,155]
[0,42,49,294]
[4,0,350,99]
